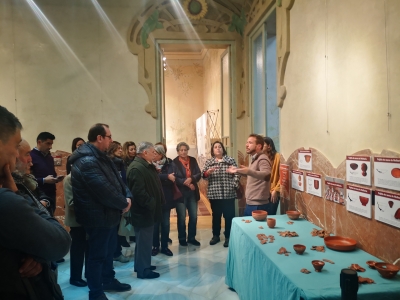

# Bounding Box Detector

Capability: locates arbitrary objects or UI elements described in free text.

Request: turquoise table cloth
[226,215,400,300]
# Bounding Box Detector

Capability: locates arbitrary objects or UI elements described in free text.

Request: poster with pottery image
[374,157,400,192]
[375,190,400,229]
[291,170,304,192]
[306,172,322,197]
[346,156,371,186]
[324,176,345,205]
[346,185,372,219]
[298,150,312,171]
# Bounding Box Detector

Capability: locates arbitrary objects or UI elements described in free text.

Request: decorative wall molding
[127,0,246,119]
[276,0,295,107]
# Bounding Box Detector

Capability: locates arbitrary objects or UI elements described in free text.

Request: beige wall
[281,0,400,166]
[0,0,154,151]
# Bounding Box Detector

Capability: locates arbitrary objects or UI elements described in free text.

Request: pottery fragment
[349,264,366,272]
[300,268,311,274]
[358,276,375,284]
[323,259,335,264]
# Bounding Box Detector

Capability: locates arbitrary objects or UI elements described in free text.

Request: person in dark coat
[151,144,179,257]
[69,123,132,300]
[30,131,64,215]
[127,141,164,279]
[66,137,85,175]
[173,142,202,246]
[0,106,70,300]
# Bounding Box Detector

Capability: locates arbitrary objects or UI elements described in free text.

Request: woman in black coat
[151,144,179,256]
[173,142,201,246]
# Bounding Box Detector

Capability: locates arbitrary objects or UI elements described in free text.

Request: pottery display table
[226,215,400,300]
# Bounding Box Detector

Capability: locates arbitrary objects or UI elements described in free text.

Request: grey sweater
[245,153,272,205]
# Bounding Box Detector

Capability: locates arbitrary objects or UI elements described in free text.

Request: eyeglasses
[104,135,112,139]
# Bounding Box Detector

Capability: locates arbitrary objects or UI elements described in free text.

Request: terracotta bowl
[374,263,400,279]
[252,210,268,221]
[324,236,357,251]
[293,244,306,255]
[267,218,276,228]
[359,196,369,206]
[366,260,376,269]
[312,260,325,272]
[286,210,301,220]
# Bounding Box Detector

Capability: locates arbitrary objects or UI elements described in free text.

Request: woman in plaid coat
[202,141,240,247]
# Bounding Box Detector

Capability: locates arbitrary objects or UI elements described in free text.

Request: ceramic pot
[366,260,376,269]
[267,218,276,228]
[252,210,268,221]
[312,260,325,272]
[374,263,400,279]
[293,244,306,255]
[286,210,300,220]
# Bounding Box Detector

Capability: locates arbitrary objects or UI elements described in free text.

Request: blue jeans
[176,190,198,241]
[84,226,117,300]
[153,208,171,249]
[210,198,235,238]
[244,202,274,216]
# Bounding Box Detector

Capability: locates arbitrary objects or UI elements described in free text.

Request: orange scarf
[179,157,191,178]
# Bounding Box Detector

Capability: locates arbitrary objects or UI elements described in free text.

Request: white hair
[137,141,154,154]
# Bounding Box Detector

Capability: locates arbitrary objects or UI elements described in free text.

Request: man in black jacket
[0,106,71,299]
[69,123,132,300]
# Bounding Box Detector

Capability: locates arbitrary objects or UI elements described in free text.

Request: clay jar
[293,244,306,255]
[267,218,276,228]
[312,260,325,272]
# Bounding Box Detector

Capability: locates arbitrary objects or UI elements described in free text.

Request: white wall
[281,0,400,166]
[0,0,155,152]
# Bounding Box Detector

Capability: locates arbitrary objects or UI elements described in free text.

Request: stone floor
[58,219,239,300]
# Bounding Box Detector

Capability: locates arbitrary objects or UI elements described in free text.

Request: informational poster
[346,156,372,186]
[306,172,322,197]
[374,157,400,192]
[298,150,312,171]
[280,164,290,199]
[346,185,372,219]
[291,170,304,192]
[324,176,345,205]
[375,190,400,229]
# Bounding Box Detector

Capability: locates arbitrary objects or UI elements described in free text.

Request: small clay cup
[293,244,306,255]
[312,260,325,272]
[267,218,276,228]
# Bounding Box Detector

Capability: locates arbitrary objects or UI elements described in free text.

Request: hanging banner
[306,172,322,197]
[324,176,345,205]
[291,170,304,192]
[346,184,372,219]
[298,150,312,171]
[374,157,400,192]
[375,190,400,229]
[346,156,371,186]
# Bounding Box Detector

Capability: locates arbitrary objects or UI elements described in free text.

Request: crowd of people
[0,105,281,300]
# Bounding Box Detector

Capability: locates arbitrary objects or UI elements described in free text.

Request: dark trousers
[69,226,87,280]
[210,198,235,238]
[85,226,117,300]
[153,208,172,249]
[134,225,154,278]
[113,225,125,258]
[176,190,198,241]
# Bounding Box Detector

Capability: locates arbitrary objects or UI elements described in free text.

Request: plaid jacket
[202,156,240,200]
